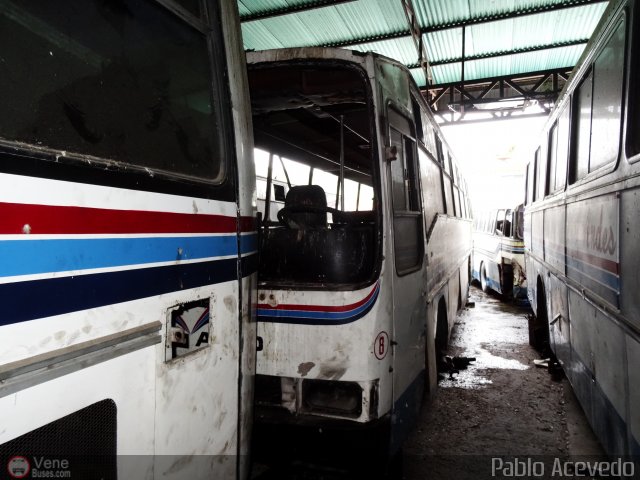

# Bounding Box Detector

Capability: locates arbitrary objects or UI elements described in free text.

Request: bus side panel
[626,337,640,455]
[568,288,628,455]
[426,215,472,297]
[566,195,619,307]
[548,274,570,366]
[620,188,640,327]
[543,205,565,273]
[531,210,544,261]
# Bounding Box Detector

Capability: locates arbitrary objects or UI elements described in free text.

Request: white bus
[472,205,527,300]
[247,48,472,467]
[525,0,639,456]
[0,1,256,478]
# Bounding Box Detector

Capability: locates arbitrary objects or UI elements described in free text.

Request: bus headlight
[302,379,363,417]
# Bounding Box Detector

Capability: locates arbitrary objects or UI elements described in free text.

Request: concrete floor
[252,285,603,479]
[403,285,603,479]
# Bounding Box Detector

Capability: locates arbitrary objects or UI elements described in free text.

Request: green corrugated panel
[241,0,407,49]
[238,0,608,88]
[347,36,419,67]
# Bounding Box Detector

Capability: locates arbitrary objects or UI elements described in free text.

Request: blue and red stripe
[257,281,380,325]
[0,203,258,326]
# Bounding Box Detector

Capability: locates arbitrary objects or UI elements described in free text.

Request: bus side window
[547,123,558,196]
[570,19,625,181]
[555,105,570,191]
[571,70,593,183]
[532,148,540,202]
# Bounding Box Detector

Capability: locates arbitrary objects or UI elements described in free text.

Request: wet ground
[252,285,603,479]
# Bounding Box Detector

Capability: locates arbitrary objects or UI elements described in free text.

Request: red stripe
[566,247,619,275]
[0,202,238,234]
[240,216,258,232]
[257,282,379,313]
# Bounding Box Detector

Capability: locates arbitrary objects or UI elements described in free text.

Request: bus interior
[248,61,380,288]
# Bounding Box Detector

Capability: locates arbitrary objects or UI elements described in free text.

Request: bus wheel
[529,278,550,353]
[480,263,489,293]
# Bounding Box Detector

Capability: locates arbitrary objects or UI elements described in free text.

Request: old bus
[472,205,527,300]
[0,1,256,478]
[525,0,640,456]
[247,48,472,465]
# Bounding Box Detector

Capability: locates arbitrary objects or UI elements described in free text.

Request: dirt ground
[403,286,603,479]
[252,286,603,480]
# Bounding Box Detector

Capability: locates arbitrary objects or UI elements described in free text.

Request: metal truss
[423,68,572,124]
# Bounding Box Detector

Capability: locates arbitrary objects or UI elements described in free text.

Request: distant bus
[247,47,472,466]
[524,0,639,456]
[472,205,527,299]
[0,1,256,478]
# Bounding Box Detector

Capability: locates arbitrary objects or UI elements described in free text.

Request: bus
[524,0,639,456]
[0,1,256,478]
[247,48,472,466]
[472,205,527,300]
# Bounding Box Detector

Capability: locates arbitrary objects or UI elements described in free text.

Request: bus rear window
[0,0,226,181]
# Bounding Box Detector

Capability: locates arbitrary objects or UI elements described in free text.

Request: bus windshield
[0,0,226,181]
[249,61,379,288]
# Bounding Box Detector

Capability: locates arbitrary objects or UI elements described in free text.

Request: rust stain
[297,361,315,377]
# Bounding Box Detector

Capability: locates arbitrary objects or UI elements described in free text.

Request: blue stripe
[240,234,258,254]
[566,256,620,291]
[0,235,246,278]
[0,254,258,326]
[257,284,379,325]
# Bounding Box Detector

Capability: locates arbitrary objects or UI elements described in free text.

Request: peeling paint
[297,362,315,377]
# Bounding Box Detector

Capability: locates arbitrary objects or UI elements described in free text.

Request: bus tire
[480,263,489,293]
[529,278,550,353]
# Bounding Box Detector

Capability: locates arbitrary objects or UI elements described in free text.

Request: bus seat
[281,185,327,228]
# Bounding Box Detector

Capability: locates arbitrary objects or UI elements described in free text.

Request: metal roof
[237,0,609,88]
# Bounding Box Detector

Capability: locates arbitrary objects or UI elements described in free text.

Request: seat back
[284,185,327,228]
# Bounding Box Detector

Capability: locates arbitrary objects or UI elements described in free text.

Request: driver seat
[282,185,327,228]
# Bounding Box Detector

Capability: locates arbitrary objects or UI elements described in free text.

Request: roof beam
[423,67,572,90]
[240,0,356,23]
[423,39,588,67]
[423,0,607,33]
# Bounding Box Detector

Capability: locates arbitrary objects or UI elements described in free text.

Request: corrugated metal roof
[239,0,609,87]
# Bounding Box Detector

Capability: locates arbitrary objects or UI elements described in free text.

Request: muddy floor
[403,286,603,479]
[252,285,603,480]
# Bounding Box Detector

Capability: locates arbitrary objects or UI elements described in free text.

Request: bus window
[590,19,625,171]
[282,158,311,187]
[1,1,227,181]
[536,145,546,201]
[313,169,339,210]
[423,117,437,157]
[571,70,593,183]
[419,147,445,228]
[555,105,570,191]
[547,123,558,195]
[533,148,540,202]
[495,209,506,236]
[412,96,424,143]
[504,209,512,237]
[358,184,374,211]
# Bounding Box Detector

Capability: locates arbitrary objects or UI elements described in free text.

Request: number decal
[374,331,389,360]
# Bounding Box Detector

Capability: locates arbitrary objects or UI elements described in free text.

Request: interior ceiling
[237,0,609,120]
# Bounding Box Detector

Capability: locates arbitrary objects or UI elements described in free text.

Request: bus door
[386,107,426,452]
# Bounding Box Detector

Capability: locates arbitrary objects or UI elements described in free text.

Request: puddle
[440,288,531,389]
